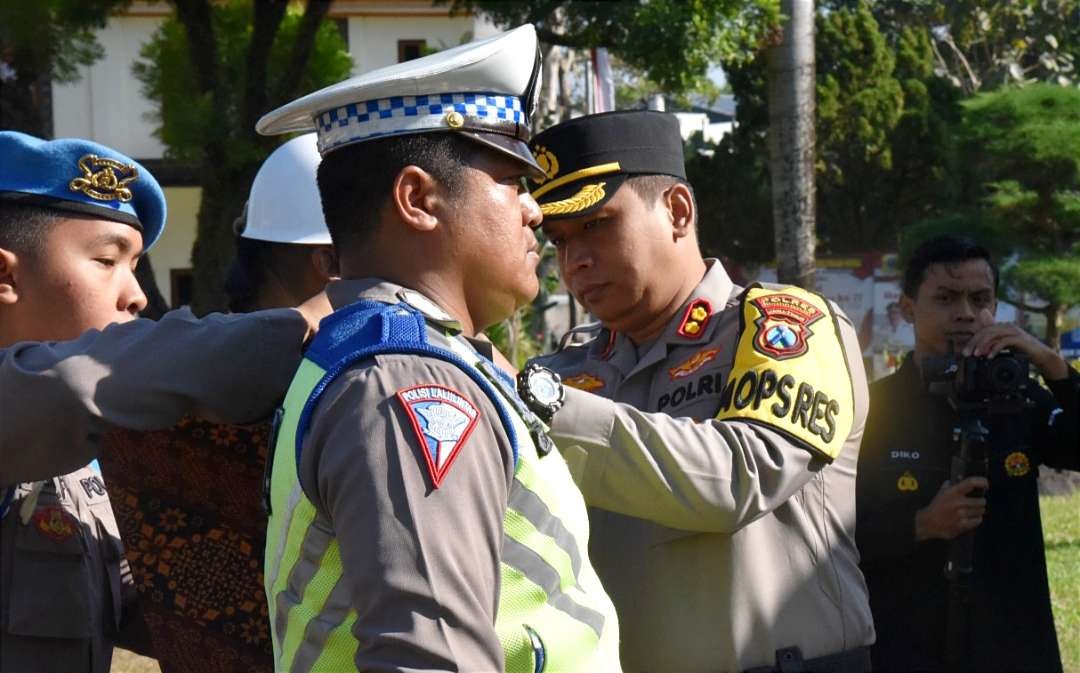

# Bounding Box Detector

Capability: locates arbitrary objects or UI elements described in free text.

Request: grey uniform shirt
[535,260,874,673]
[0,307,308,486]
[283,279,515,672]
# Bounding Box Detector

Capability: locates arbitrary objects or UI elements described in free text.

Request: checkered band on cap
[316,92,524,153]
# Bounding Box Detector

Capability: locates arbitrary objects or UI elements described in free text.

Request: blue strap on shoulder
[294,300,520,479]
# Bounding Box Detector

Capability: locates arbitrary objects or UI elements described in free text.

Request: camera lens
[988,357,1024,392]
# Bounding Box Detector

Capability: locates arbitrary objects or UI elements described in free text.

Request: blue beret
[0,131,166,251]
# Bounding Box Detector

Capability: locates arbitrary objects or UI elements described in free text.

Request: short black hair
[623,174,694,207]
[622,174,698,232]
[0,202,61,257]
[902,235,999,298]
[316,133,479,253]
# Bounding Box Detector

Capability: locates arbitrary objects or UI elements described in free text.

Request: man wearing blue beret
[0,130,327,673]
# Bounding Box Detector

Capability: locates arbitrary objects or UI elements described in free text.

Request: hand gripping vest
[263,300,621,673]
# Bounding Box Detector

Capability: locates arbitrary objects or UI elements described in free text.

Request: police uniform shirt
[281,278,519,671]
[534,260,875,673]
[857,356,1080,673]
[0,307,309,486]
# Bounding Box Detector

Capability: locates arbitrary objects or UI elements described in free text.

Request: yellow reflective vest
[263,300,621,672]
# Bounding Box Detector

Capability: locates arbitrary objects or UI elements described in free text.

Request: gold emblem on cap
[531,145,559,184]
[445,111,465,128]
[69,154,139,203]
[539,182,607,216]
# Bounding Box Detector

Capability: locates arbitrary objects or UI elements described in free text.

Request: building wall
[52,16,166,159]
[346,14,496,74]
[153,187,201,301]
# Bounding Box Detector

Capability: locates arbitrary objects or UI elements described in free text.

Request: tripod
[944,412,989,671]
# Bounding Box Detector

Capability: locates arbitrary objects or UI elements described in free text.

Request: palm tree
[767,0,816,287]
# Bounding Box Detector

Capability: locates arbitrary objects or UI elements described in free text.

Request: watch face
[531,371,561,405]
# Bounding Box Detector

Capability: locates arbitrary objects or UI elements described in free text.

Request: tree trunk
[767,0,817,288]
[1045,303,1064,353]
[190,168,254,314]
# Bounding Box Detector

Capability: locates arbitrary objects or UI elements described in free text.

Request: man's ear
[0,247,20,305]
[899,294,916,324]
[391,165,443,233]
[665,182,695,241]
[310,245,339,281]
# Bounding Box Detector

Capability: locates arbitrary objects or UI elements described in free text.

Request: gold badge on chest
[563,372,605,392]
[897,471,919,492]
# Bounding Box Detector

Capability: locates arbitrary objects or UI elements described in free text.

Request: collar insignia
[397,384,480,488]
[69,154,139,202]
[398,289,458,327]
[563,372,605,392]
[677,299,712,339]
[750,293,823,360]
[897,471,919,492]
[1005,451,1030,477]
[669,348,721,380]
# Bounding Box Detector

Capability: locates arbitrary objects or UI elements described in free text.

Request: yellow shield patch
[715,286,854,462]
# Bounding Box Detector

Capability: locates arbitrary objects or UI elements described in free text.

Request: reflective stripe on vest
[264,300,621,673]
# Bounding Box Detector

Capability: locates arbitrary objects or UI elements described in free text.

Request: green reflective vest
[263,302,621,673]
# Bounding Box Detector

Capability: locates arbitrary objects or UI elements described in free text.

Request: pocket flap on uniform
[6,509,94,639]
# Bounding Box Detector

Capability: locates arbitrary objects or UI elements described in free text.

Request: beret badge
[69,154,139,203]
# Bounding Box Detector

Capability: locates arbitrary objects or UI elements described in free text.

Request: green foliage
[897,212,1004,266]
[955,84,1080,252]
[454,0,779,94]
[911,84,1080,343]
[1007,256,1080,309]
[865,0,1080,92]
[136,0,351,313]
[0,0,130,134]
[817,4,903,172]
[691,1,941,260]
[0,0,126,83]
[135,2,351,170]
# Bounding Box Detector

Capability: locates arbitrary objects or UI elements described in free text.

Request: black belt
[743,646,871,673]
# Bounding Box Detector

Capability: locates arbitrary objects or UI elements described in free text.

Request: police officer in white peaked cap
[258,25,622,673]
[226,133,337,312]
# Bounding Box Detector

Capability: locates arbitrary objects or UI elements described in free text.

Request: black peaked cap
[528,110,686,219]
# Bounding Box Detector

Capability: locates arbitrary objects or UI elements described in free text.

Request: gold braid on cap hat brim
[539,182,607,216]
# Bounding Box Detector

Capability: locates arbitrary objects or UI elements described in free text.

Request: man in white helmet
[226,133,338,313]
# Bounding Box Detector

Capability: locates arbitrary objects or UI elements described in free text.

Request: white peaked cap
[242,133,331,245]
[256,25,543,177]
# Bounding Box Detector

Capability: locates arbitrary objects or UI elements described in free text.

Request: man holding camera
[856,235,1080,672]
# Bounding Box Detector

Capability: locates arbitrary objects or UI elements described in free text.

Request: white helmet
[241,133,332,245]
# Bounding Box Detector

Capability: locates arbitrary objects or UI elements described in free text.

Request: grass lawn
[1044,489,1080,673]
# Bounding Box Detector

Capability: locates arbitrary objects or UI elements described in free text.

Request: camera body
[921,351,1030,415]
